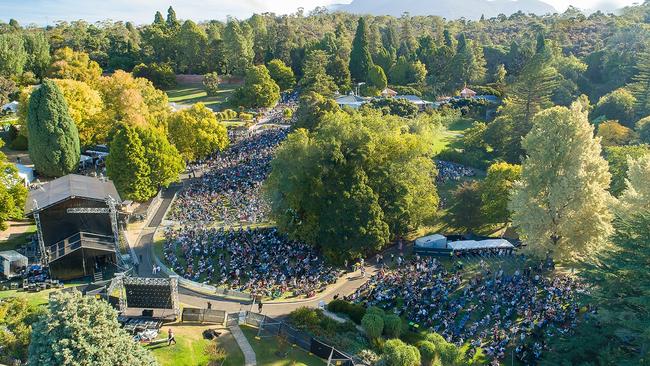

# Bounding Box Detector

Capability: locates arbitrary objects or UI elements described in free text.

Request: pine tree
[349,17,373,83]
[166,6,180,30]
[27,79,80,177]
[153,11,164,26]
[630,50,650,118]
[106,123,155,202]
[509,99,613,259]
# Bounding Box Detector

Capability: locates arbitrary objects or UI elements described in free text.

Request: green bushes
[288,307,322,330]
[326,299,366,324]
[132,63,176,89]
[361,314,384,340]
[383,339,421,366]
[417,341,438,366]
[239,112,254,121]
[215,109,238,121]
[383,314,402,338]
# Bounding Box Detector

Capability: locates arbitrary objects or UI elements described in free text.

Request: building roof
[448,239,514,251]
[460,87,477,95]
[335,95,368,104]
[25,174,120,215]
[415,234,447,248]
[0,250,27,262]
[381,88,397,96]
[395,95,433,105]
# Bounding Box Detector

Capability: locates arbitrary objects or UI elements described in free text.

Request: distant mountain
[329,0,557,19]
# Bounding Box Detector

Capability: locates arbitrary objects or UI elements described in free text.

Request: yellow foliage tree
[597,120,636,147]
[52,79,105,146]
[47,47,102,84]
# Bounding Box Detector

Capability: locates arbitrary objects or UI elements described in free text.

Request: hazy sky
[0,0,642,25]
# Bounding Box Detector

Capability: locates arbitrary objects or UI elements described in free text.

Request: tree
[0,141,28,230]
[327,56,351,94]
[0,76,16,106]
[364,64,387,96]
[293,91,339,131]
[448,34,485,88]
[361,313,384,340]
[447,181,484,231]
[597,120,635,146]
[637,116,650,143]
[267,59,295,91]
[50,79,105,147]
[0,297,43,364]
[603,144,650,196]
[106,123,155,202]
[616,154,650,215]
[485,49,559,161]
[367,98,418,118]
[23,32,50,80]
[47,47,102,84]
[27,79,80,177]
[509,100,613,258]
[383,314,402,338]
[300,50,337,96]
[266,112,439,261]
[232,65,280,108]
[480,162,522,225]
[176,20,208,74]
[222,19,254,76]
[630,50,650,118]
[97,70,170,128]
[0,33,27,77]
[383,339,421,366]
[28,291,156,366]
[138,126,184,189]
[132,63,177,89]
[592,88,636,127]
[349,17,373,82]
[389,57,427,86]
[203,72,220,96]
[168,103,229,161]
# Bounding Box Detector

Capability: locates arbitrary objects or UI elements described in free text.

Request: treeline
[1,3,650,100]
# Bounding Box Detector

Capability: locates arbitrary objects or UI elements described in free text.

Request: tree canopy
[27,79,80,177]
[232,65,280,108]
[168,103,229,161]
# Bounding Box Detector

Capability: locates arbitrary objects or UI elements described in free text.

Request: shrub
[417,341,437,366]
[366,306,385,317]
[289,307,322,330]
[203,72,220,96]
[383,314,402,338]
[361,314,384,340]
[383,339,421,366]
[10,134,28,150]
[326,299,366,324]
[239,112,254,121]
[283,108,293,119]
[368,98,418,118]
[637,116,650,144]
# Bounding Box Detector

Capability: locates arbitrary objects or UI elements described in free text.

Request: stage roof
[25,174,120,215]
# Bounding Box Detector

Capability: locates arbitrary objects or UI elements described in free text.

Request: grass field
[0,284,81,307]
[432,117,475,154]
[241,326,327,366]
[166,83,238,111]
[147,325,245,366]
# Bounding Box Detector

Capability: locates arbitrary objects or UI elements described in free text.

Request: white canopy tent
[415,234,447,249]
[448,238,514,251]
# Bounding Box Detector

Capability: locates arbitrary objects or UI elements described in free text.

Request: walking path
[229,325,257,366]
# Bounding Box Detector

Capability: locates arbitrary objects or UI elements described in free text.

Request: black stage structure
[25,174,124,280]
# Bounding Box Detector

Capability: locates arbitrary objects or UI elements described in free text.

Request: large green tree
[138,126,184,190]
[480,162,522,225]
[168,103,229,161]
[0,298,44,364]
[106,123,154,201]
[27,79,80,177]
[233,65,280,108]
[266,112,439,261]
[222,19,254,76]
[293,91,339,131]
[349,17,373,82]
[630,50,650,118]
[509,99,613,259]
[23,32,50,80]
[603,144,650,196]
[0,33,27,77]
[267,59,296,92]
[300,50,337,96]
[28,291,156,366]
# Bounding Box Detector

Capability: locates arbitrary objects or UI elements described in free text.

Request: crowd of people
[347,256,586,364]
[163,226,340,298]
[168,128,288,224]
[435,160,476,183]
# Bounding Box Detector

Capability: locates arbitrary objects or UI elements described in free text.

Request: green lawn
[0,224,36,251]
[432,118,474,154]
[148,325,244,366]
[241,326,326,366]
[166,83,238,111]
[0,284,81,307]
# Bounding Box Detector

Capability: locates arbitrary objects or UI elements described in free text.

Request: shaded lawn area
[241,325,327,366]
[147,325,245,366]
[432,118,474,154]
[0,224,36,251]
[166,83,238,111]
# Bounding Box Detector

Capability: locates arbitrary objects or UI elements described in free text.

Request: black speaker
[142,309,154,317]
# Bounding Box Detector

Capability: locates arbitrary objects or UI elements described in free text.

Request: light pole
[356,82,366,96]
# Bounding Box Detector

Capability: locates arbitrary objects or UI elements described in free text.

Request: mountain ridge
[329,0,558,19]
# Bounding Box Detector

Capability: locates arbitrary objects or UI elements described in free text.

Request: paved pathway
[229,325,257,366]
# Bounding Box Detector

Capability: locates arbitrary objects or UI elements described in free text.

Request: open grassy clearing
[432,117,474,154]
[0,284,83,307]
[166,82,239,111]
[0,223,36,251]
[147,324,245,366]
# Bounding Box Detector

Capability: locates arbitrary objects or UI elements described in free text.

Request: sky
[0,0,642,25]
